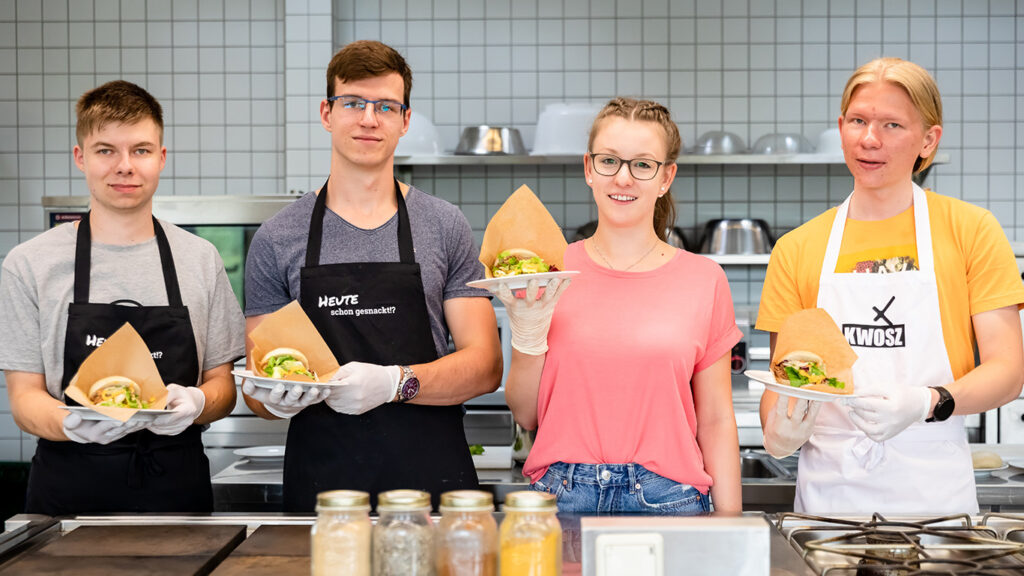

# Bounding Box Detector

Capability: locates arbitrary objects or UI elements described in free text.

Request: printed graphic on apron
[842,296,906,348]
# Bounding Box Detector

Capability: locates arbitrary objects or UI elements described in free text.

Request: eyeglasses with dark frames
[327,95,408,118]
[588,153,664,181]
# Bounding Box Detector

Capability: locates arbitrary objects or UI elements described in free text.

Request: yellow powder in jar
[500,530,560,576]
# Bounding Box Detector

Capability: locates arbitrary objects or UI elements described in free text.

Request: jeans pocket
[636,474,708,515]
[531,468,564,498]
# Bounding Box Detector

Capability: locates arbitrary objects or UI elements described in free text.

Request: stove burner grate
[776,513,1024,576]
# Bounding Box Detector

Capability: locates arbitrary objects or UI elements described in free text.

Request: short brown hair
[840,57,942,173]
[588,98,681,240]
[326,40,413,106]
[76,80,164,146]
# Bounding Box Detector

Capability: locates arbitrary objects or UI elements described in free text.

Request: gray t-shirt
[245,186,489,357]
[0,221,247,398]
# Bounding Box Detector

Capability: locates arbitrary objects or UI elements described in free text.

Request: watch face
[935,397,955,421]
[401,377,419,400]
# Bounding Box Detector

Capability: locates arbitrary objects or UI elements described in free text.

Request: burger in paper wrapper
[770,309,858,396]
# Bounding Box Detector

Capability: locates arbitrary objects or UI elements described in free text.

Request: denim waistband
[547,462,654,491]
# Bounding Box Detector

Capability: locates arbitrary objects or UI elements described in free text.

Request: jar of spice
[499,491,561,576]
[373,489,435,576]
[436,490,498,576]
[311,490,371,576]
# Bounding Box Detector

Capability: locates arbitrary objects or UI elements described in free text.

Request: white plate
[1007,459,1024,470]
[467,270,580,291]
[974,463,1009,477]
[232,369,334,391]
[234,445,286,462]
[60,405,174,422]
[744,370,856,402]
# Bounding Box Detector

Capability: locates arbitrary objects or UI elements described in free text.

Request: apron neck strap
[305,178,415,267]
[73,212,183,307]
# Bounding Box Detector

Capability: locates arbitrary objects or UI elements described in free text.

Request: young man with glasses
[242,40,502,511]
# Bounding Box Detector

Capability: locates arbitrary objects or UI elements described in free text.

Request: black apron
[25,213,211,516]
[284,180,477,511]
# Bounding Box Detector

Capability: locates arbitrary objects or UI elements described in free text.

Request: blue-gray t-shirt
[244,186,489,357]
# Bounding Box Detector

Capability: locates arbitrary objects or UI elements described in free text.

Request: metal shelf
[705,254,771,265]
[395,153,950,167]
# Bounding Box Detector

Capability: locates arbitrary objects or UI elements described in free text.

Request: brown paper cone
[65,323,168,422]
[771,308,858,391]
[248,300,340,380]
[479,184,568,277]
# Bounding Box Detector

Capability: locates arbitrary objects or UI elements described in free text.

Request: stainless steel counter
[2,512,815,575]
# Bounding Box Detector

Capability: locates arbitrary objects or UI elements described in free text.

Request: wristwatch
[925,385,955,422]
[395,365,420,403]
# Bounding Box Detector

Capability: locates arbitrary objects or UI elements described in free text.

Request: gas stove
[774,512,1024,575]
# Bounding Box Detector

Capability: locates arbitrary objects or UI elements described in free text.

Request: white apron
[794,184,977,515]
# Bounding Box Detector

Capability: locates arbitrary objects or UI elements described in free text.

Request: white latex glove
[326,362,401,415]
[148,383,206,436]
[241,379,330,419]
[846,386,931,443]
[489,277,572,355]
[763,397,822,459]
[62,411,146,445]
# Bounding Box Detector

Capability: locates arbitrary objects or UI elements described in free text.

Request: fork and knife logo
[841,296,907,348]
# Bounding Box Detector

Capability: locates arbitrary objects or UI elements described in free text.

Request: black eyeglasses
[327,95,408,118]
[588,153,664,181]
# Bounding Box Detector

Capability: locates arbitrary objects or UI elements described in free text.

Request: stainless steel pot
[699,219,773,255]
[454,126,527,155]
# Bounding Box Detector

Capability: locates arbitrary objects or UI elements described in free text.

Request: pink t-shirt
[522,241,742,492]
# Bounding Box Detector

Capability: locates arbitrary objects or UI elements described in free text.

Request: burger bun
[259,347,309,370]
[771,350,824,384]
[88,375,141,401]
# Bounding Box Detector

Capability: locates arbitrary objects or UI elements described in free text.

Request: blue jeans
[530,462,711,515]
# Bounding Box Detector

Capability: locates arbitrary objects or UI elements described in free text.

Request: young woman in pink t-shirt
[491,98,742,514]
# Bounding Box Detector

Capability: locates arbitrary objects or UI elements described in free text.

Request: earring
[660,187,665,191]
[588,179,593,184]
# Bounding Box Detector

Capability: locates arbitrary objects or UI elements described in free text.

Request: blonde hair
[588,98,680,240]
[840,57,942,173]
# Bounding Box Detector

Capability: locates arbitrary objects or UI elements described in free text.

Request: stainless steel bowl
[751,133,814,154]
[699,219,773,255]
[454,126,527,155]
[690,131,747,155]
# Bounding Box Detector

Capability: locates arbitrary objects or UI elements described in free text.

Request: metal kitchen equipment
[699,218,774,255]
[581,515,770,576]
[773,512,1024,575]
[455,126,527,155]
[751,133,815,154]
[690,130,747,155]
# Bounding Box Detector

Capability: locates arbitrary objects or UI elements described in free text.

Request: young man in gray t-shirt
[242,40,501,510]
[0,81,245,515]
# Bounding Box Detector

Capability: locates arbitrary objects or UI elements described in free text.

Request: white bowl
[816,128,842,155]
[395,110,441,156]
[531,102,603,156]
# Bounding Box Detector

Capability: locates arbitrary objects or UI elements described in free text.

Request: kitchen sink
[739,450,794,480]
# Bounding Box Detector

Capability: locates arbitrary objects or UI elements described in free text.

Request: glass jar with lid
[311,489,372,576]
[435,490,498,576]
[499,491,562,576]
[373,489,435,576]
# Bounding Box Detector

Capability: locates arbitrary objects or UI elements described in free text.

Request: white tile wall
[1,0,1023,463]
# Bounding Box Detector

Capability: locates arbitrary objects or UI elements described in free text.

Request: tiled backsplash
[0,0,1021,459]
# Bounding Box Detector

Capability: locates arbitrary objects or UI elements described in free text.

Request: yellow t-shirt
[756,191,1024,380]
